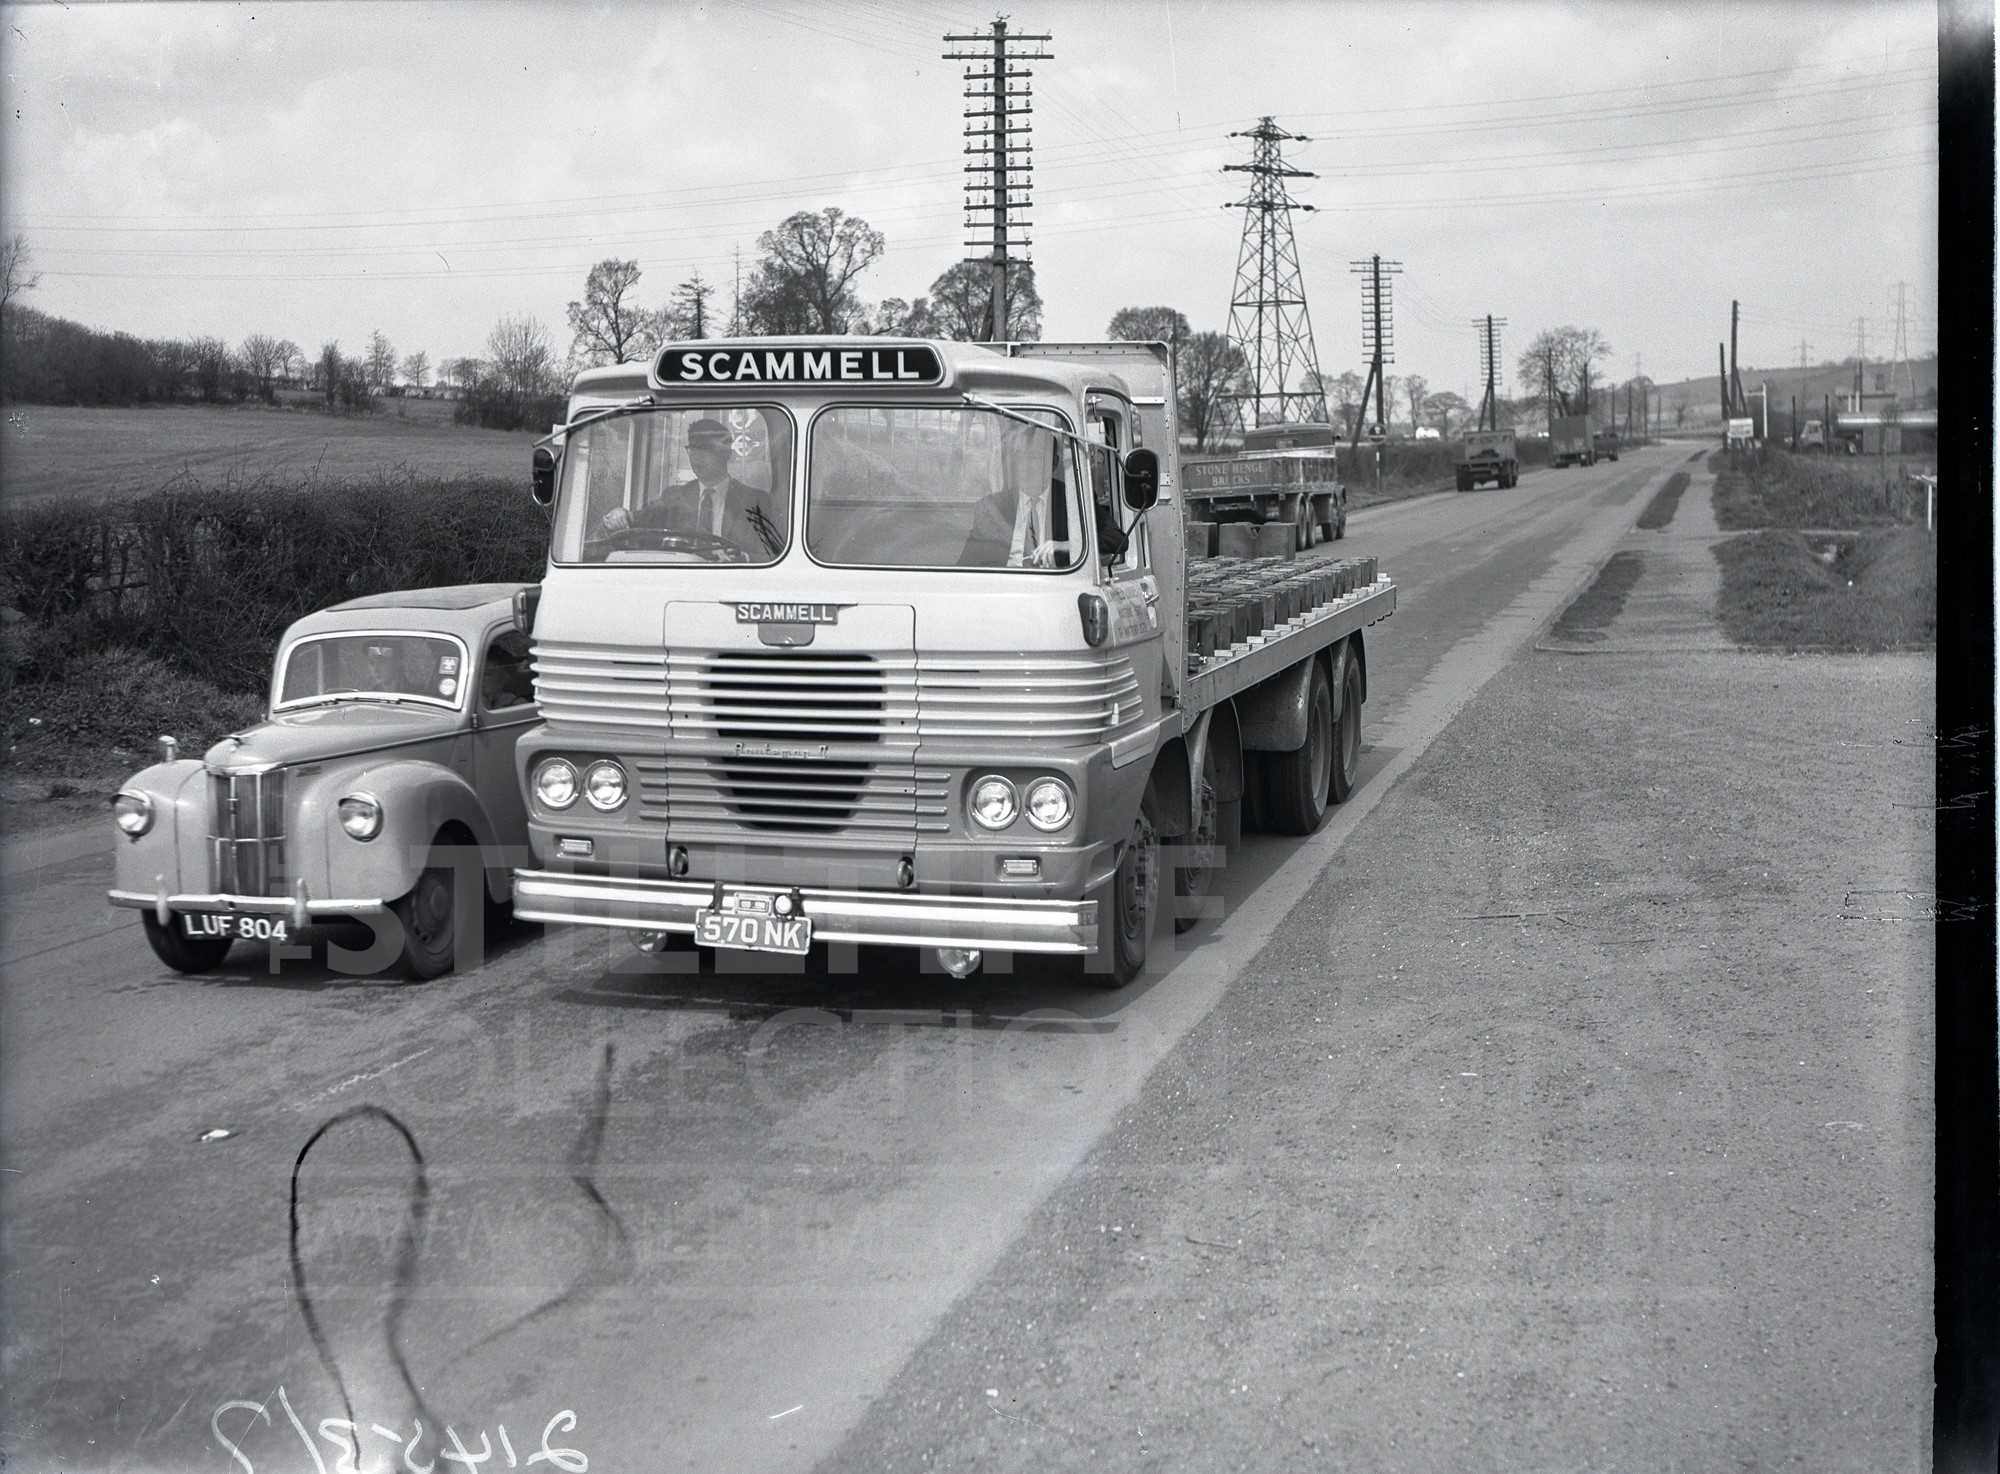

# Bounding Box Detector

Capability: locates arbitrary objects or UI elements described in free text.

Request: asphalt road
[0,445,1933,1472]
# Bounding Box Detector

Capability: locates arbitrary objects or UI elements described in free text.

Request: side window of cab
[480,629,537,712]
[1088,407,1147,574]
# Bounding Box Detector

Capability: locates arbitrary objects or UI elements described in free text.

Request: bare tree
[1401,373,1429,435]
[401,349,430,392]
[1517,326,1611,419]
[671,273,714,339]
[928,260,1040,341]
[365,329,397,391]
[865,296,937,336]
[1106,306,1190,352]
[275,339,303,388]
[1333,371,1366,438]
[752,207,885,334]
[566,259,662,365]
[487,314,556,405]
[238,334,289,401]
[1298,370,1335,424]
[1178,332,1247,451]
[0,233,40,312]
[318,341,343,408]
[1422,390,1470,435]
[191,336,231,402]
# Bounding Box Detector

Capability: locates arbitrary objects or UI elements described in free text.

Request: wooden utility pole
[945,19,1052,340]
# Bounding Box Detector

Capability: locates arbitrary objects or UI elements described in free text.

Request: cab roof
[566,337,1130,408]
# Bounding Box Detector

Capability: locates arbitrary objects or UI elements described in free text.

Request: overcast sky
[1,0,1937,400]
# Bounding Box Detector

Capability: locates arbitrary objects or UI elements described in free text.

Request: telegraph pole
[1852,315,1868,405]
[1346,254,1401,446]
[944,18,1052,341]
[1717,344,1729,428]
[1475,315,1507,431]
[1220,117,1329,430]
[1729,299,1747,416]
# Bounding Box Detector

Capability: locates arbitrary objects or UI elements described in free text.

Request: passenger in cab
[956,427,1128,569]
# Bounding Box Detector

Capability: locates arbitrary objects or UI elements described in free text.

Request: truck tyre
[141,913,233,974]
[1330,493,1346,540]
[1088,797,1159,987]
[1265,661,1333,835]
[1173,742,1239,934]
[1329,656,1363,804]
[1242,752,1272,833]
[1455,470,1471,492]
[1294,494,1313,551]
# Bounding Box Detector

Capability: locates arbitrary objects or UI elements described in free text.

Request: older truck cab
[511,338,1395,984]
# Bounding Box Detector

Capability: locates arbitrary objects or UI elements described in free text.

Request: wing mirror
[1122,448,1160,512]
[531,446,558,508]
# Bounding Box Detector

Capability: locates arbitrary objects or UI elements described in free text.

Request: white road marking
[294,1046,435,1109]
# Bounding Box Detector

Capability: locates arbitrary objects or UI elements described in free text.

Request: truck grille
[636,753,950,839]
[534,642,1141,746]
[208,769,287,896]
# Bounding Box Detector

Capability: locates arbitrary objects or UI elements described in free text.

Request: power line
[945,16,1052,339]
[1220,117,1329,430]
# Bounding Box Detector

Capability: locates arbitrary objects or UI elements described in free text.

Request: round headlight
[584,760,627,811]
[534,757,579,809]
[112,790,153,837]
[338,793,383,841]
[1024,777,1074,832]
[969,775,1019,830]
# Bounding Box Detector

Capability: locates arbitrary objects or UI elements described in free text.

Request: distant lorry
[1799,419,1826,451]
[509,338,1397,987]
[1453,429,1518,490]
[1182,421,1346,549]
[1591,426,1620,462]
[1550,414,1596,468]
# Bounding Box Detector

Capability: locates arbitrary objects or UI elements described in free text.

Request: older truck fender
[1235,636,1362,751]
[313,757,513,907]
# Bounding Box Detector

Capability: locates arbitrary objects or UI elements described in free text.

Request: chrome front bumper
[108,881,387,928]
[512,869,1099,954]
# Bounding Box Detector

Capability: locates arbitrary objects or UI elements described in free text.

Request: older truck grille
[208,769,287,895]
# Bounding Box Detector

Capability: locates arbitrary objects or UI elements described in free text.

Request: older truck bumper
[107,883,387,926]
[512,869,1099,954]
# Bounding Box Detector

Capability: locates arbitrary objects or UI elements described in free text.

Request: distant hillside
[1651,354,1937,429]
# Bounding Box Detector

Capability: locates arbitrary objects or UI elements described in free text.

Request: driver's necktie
[698,487,717,536]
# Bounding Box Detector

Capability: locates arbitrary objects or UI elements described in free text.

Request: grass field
[1714,527,1936,650]
[1,400,536,504]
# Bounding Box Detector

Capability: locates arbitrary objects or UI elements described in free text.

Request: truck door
[1086,401,1168,729]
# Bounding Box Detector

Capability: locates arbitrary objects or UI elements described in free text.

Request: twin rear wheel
[1245,656,1363,836]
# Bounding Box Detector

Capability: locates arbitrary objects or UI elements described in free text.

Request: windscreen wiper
[534,396,658,448]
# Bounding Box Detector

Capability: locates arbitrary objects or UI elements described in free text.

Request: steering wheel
[589,525,753,562]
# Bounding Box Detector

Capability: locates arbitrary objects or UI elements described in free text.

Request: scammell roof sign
[653,344,945,388]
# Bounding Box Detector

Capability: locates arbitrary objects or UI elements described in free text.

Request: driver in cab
[958,429,1128,569]
[599,418,782,556]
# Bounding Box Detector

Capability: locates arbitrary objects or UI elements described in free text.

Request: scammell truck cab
[510,338,1394,985]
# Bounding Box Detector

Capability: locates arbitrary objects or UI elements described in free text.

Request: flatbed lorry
[1453,429,1518,490]
[508,337,1395,986]
[1182,421,1346,549]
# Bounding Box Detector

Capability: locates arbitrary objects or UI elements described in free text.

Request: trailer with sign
[508,337,1395,986]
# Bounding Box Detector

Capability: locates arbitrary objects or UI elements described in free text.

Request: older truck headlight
[338,793,383,841]
[112,790,153,837]
[1024,776,1074,831]
[969,775,1019,830]
[584,760,627,811]
[534,757,579,809]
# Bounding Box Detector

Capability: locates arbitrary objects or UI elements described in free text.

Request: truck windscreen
[806,405,1083,571]
[553,405,794,566]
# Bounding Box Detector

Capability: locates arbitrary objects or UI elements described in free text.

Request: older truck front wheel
[141,914,233,974]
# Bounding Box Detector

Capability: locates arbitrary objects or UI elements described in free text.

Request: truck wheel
[1242,753,1272,833]
[1329,656,1363,804]
[1294,495,1313,551]
[1090,798,1159,987]
[141,914,234,974]
[1265,661,1333,835]
[391,851,458,980]
[1455,471,1471,492]
[1173,743,1239,934]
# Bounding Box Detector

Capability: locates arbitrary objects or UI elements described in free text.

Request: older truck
[1182,421,1346,550]
[1453,429,1518,490]
[508,337,1395,986]
[1550,414,1596,468]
